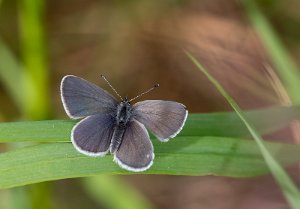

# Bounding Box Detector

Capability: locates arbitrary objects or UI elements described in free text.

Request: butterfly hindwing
[114,120,154,172]
[71,114,115,156]
[132,100,188,142]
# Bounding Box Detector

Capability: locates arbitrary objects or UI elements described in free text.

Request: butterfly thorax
[116,100,132,127]
[110,99,132,153]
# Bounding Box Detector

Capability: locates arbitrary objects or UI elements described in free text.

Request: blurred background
[0,0,300,208]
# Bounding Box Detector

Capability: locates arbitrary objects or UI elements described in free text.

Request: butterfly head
[123,96,130,103]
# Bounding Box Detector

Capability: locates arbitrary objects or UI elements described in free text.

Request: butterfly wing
[132,100,188,142]
[71,114,115,156]
[61,75,118,119]
[114,120,154,172]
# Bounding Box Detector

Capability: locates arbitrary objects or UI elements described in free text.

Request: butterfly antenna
[129,84,159,102]
[100,75,123,100]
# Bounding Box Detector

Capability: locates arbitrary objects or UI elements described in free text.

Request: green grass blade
[1,105,300,143]
[1,136,300,189]
[242,0,300,104]
[83,176,154,209]
[186,52,300,209]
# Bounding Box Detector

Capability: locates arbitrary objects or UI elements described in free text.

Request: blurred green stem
[19,0,50,119]
[0,38,24,113]
[242,0,300,104]
[29,182,52,209]
[83,175,155,209]
[9,188,30,209]
[18,0,52,209]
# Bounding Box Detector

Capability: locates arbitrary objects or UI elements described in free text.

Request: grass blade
[242,0,300,103]
[186,52,300,209]
[1,105,300,143]
[1,136,300,189]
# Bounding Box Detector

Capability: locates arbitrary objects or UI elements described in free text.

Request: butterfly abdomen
[110,100,133,153]
[110,125,126,153]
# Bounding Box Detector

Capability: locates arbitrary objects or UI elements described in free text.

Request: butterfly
[60,75,188,172]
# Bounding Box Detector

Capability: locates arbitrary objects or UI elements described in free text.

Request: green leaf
[186,51,300,209]
[1,136,300,189]
[1,105,300,142]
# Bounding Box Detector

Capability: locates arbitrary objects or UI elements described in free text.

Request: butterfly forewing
[114,120,154,172]
[61,75,118,119]
[72,114,115,156]
[133,100,188,141]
